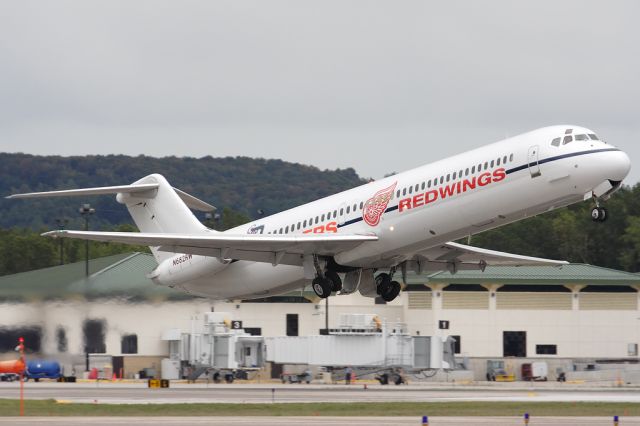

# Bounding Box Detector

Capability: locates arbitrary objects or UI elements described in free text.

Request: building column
[564,284,586,310]
[481,283,503,310]
[426,283,448,335]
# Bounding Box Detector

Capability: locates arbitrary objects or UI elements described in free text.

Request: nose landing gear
[591,207,608,222]
[591,195,608,223]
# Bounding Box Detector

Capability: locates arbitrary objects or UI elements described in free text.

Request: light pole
[55,218,68,265]
[79,204,95,277]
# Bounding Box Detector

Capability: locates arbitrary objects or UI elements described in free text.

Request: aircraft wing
[407,241,567,274]
[42,230,378,266]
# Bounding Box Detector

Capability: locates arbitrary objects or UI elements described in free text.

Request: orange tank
[0,359,25,374]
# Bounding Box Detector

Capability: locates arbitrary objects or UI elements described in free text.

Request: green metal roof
[411,264,640,287]
[0,252,195,301]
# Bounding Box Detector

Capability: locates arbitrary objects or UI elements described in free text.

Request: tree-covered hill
[0,153,366,230]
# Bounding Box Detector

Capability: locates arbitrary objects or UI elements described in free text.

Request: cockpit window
[563,135,573,144]
[575,134,589,141]
[551,137,561,147]
[588,134,599,140]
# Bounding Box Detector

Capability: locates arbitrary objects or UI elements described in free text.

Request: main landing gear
[375,267,402,302]
[311,255,343,299]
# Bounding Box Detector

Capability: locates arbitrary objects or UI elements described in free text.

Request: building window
[0,327,42,353]
[83,319,106,354]
[244,327,262,336]
[536,344,557,355]
[286,314,299,336]
[56,327,67,353]
[503,331,526,357]
[451,335,462,354]
[121,334,138,354]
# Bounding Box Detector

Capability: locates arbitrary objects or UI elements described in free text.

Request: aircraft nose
[610,149,631,182]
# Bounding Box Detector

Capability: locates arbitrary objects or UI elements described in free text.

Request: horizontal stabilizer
[7,183,215,212]
[6,184,159,199]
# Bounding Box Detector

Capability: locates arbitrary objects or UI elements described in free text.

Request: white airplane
[7,125,631,302]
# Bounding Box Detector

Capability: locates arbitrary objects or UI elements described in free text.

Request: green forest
[1,153,640,276]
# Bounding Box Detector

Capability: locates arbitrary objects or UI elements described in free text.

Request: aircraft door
[527,145,541,178]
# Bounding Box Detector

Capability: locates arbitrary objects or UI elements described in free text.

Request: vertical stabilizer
[116,174,211,262]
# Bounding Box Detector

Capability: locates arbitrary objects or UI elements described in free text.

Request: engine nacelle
[150,254,229,287]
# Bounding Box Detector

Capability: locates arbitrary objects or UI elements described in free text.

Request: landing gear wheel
[591,207,608,222]
[381,281,402,302]
[375,273,392,295]
[325,270,342,293]
[312,277,333,298]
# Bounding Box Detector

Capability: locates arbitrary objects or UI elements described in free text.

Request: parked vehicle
[24,360,62,381]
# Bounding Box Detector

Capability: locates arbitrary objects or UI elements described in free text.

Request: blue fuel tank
[25,360,61,380]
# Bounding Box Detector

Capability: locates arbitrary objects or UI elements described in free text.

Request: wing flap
[408,241,567,273]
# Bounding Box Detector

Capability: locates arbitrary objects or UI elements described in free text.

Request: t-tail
[6,173,215,263]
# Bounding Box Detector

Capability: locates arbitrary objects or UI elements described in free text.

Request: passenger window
[588,134,598,140]
[279,228,283,234]
[402,188,407,196]
[408,186,413,194]
[315,216,319,224]
[334,211,338,219]
[427,180,431,188]
[421,182,425,190]
[459,170,463,178]
[415,184,419,191]
[285,226,289,233]
[346,206,350,214]
[446,174,450,182]
[563,135,573,144]
[497,158,501,166]
[321,214,325,221]
[297,222,301,230]
[359,202,363,210]
[353,204,357,211]
[340,208,344,215]
[452,172,457,180]
[396,190,400,198]
[465,168,469,176]
[471,166,475,174]
[575,134,588,141]
[484,162,488,170]
[303,220,307,227]
[490,160,495,168]
[509,153,514,162]
[440,176,444,184]
[503,156,507,164]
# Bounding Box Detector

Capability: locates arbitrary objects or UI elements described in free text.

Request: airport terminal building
[1,252,639,378]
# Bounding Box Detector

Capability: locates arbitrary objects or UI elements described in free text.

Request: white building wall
[1,289,638,360]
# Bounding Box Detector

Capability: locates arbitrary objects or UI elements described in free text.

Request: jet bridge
[161,312,264,380]
[265,314,456,370]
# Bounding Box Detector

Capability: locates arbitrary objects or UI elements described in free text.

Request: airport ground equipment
[23,360,62,381]
[161,312,264,381]
[522,362,548,381]
[266,313,456,378]
[486,360,515,382]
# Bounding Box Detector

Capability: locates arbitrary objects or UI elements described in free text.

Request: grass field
[0,399,637,417]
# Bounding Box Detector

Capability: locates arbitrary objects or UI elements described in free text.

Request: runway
[0,417,639,425]
[1,382,640,404]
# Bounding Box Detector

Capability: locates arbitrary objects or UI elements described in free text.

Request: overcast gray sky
[1,1,639,183]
